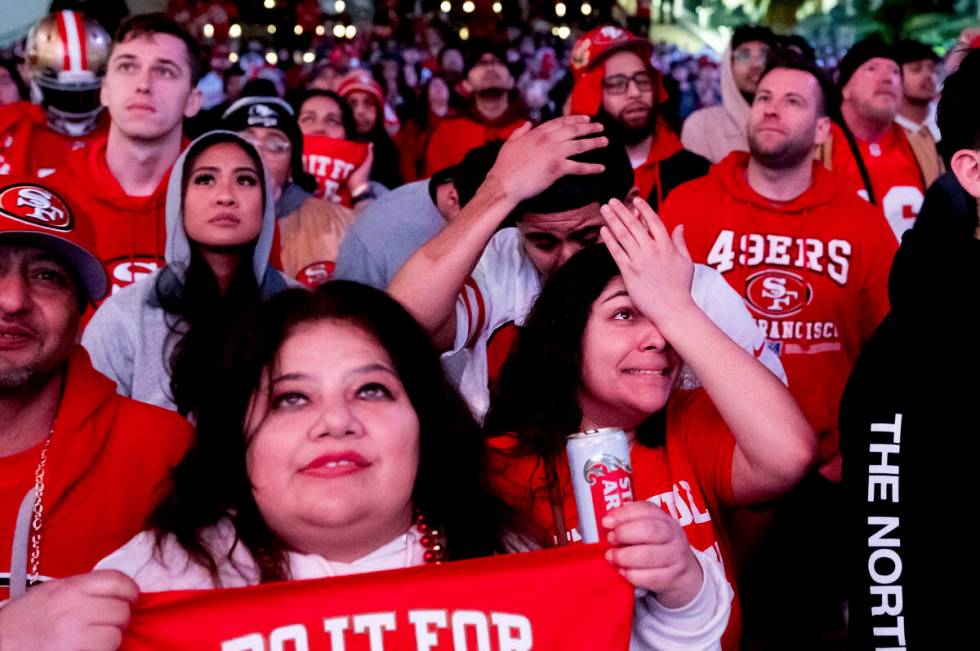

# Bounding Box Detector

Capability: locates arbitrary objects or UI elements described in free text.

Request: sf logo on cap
[248,103,279,127]
[0,184,74,231]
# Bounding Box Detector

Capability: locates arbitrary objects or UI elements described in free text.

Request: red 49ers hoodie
[52,137,170,297]
[661,152,898,466]
[0,347,191,599]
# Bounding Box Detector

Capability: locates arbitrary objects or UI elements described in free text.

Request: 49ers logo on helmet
[745,270,812,318]
[0,184,74,232]
[296,260,335,288]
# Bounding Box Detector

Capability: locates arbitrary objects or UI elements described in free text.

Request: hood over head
[718,44,753,133]
[160,130,280,298]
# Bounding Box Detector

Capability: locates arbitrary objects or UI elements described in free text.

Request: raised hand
[602,501,704,609]
[599,197,696,329]
[485,115,607,204]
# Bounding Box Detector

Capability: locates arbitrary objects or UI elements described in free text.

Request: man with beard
[894,39,945,186]
[393,117,785,419]
[0,176,191,648]
[568,25,709,210]
[660,55,898,645]
[824,36,930,242]
[423,41,526,176]
[681,25,776,163]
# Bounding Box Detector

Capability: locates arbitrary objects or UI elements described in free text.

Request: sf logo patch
[0,184,73,231]
[745,270,812,318]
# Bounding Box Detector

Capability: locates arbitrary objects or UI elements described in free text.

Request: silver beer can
[566,427,634,544]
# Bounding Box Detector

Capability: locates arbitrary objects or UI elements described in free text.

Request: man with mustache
[567,25,709,210]
[0,177,190,648]
[423,41,526,176]
[826,36,930,242]
[660,52,899,647]
[894,39,945,187]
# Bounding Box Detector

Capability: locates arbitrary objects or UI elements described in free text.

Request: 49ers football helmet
[25,10,110,137]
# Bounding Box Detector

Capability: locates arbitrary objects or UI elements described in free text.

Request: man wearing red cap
[0,177,191,648]
[569,25,709,209]
[423,41,527,177]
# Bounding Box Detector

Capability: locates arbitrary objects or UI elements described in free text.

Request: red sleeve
[658,182,710,262]
[856,207,899,342]
[667,389,737,508]
[424,121,454,177]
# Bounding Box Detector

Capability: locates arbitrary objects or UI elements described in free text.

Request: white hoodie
[680,45,752,164]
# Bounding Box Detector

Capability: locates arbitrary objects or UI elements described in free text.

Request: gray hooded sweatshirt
[82,131,294,412]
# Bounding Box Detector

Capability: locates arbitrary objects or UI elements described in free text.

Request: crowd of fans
[0,6,978,650]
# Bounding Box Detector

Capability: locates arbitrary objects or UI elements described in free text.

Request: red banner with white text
[301,135,368,206]
[121,544,633,650]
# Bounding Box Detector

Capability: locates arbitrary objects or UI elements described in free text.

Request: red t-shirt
[661,152,897,464]
[0,348,191,599]
[830,121,925,242]
[488,389,741,650]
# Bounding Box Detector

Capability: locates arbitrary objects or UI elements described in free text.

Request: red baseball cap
[337,69,385,107]
[0,178,108,302]
[568,25,665,116]
[570,25,654,81]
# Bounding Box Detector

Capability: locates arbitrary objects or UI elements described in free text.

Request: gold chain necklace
[27,435,53,587]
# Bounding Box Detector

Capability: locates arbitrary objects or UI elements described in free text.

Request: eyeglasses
[241,134,292,154]
[602,72,654,95]
[733,48,769,64]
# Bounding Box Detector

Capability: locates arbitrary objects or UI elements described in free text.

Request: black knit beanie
[221,96,306,186]
[838,35,897,88]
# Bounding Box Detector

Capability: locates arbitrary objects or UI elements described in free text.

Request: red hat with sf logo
[0,177,108,302]
[569,25,667,116]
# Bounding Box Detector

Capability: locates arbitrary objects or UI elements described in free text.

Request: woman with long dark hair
[485,198,816,650]
[96,282,733,648]
[82,131,295,416]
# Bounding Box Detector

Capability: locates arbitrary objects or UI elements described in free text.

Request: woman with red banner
[94,282,731,649]
[294,88,375,208]
[484,198,817,650]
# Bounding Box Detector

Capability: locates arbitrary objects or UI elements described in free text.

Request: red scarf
[121,545,632,650]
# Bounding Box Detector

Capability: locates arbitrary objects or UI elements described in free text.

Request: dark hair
[359,113,403,190]
[759,49,835,116]
[112,13,201,85]
[240,78,280,100]
[512,134,634,220]
[293,89,357,140]
[0,59,28,101]
[464,39,508,76]
[151,282,515,584]
[453,140,503,207]
[731,25,777,51]
[159,133,267,418]
[484,245,666,542]
[937,48,980,159]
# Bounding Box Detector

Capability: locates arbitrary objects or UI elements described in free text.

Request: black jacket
[840,172,980,650]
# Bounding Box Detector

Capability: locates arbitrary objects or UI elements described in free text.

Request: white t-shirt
[448,228,787,418]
